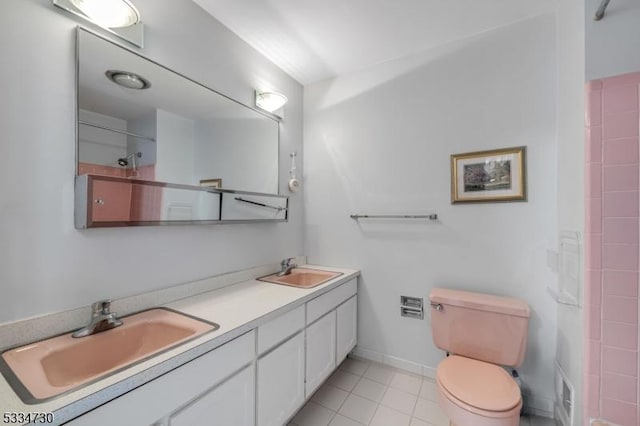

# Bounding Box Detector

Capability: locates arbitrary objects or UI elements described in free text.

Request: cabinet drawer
[67,331,255,426]
[258,305,305,354]
[307,278,357,324]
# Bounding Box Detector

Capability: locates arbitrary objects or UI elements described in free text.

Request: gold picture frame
[199,178,222,188]
[451,146,526,203]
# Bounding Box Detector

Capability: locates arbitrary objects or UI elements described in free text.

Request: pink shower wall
[585,72,640,426]
[79,164,161,222]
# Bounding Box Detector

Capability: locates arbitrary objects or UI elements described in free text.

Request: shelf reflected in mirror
[75,175,288,228]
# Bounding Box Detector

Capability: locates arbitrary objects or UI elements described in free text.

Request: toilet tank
[429,288,531,367]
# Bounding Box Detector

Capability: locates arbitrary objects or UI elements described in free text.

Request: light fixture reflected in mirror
[106,70,151,90]
[53,0,144,47]
[255,90,288,117]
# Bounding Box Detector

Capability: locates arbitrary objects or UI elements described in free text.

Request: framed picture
[199,178,222,188]
[451,146,526,203]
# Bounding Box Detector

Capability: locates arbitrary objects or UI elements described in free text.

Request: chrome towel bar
[350,214,438,220]
[235,197,287,211]
[79,120,156,142]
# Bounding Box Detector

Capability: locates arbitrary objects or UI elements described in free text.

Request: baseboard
[351,347,435,378]
[352,346,554,419]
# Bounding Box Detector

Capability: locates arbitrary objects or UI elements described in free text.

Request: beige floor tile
[419,378,438,401]
[370,404,411,426]
[328,370,360,392]
[363,363,395,385]
[291,401,335,426]
[291,363,559,426]
[339,357,370,376]
[389,371,423,395]
[380,387,418,415]
[311,383,350,411]
[352,377,387,402]
[338,394,378,425]
[328,414,365,426]
[412,398,449,426]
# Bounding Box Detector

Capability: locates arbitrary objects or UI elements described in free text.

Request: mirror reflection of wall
[78,109,156,180]
[77,29,280,197]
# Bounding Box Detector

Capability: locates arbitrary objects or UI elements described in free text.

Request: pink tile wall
[79,164,161,222]
[127,165,162,221]
[585,72,640,426]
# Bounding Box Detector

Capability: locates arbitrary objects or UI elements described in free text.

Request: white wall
[555,0,585,424]
[0,0,303,323]
[194,117,279,193]
[586,0,640,80]
[155,109,197,220]
[304,14,558,414]
[128,111,157,168]
[155,109,195,185]
[78,109,127,165]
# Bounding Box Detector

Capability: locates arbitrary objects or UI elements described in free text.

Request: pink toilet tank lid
[437,355,521,412]
[430,288,530,318]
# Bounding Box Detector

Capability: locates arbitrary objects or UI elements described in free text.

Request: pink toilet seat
[436,355,522,426]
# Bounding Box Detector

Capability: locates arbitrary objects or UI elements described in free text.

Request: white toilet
[429,288,531,426]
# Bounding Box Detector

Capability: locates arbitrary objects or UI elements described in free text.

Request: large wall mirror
[75,29,287,227]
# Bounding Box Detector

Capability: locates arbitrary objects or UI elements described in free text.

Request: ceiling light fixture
[53,0,144,47]
[255,91,288,115]
[106,70,151,90]
[69,0,140,28]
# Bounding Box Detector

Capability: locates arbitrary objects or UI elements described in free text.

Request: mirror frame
[74,27,288,228]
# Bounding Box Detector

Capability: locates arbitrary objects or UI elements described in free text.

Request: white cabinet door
[170,364,255,426]
[257,332,305,426]
[336,296,357,364]
[305,311,336,396]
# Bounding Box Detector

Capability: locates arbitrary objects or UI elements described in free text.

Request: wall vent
[561,379,572,417]
[555,364,574,426]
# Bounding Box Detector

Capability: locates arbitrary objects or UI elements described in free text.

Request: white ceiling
[193,0,558,85]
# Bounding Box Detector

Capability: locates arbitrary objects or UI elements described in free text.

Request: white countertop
[0,264,359,425]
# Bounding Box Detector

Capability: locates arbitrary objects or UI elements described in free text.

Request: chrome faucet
[276,257,297,276]
[72,299,123,338]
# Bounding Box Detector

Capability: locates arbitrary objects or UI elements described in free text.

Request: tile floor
[289,357,557,426]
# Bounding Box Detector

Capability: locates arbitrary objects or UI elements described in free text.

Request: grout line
[294,356,554,426]
[602,318,640,326]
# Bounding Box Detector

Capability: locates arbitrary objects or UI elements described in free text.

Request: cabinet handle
[94,199,105,205]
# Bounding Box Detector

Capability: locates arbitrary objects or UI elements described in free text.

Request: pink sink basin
[0,308,218,403]
[259,268,343,288]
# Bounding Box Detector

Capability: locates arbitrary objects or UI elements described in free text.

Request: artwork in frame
[199,178,222,188]
[451,146,526,203]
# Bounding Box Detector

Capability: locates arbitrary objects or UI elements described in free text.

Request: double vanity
[0,263,359,425]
